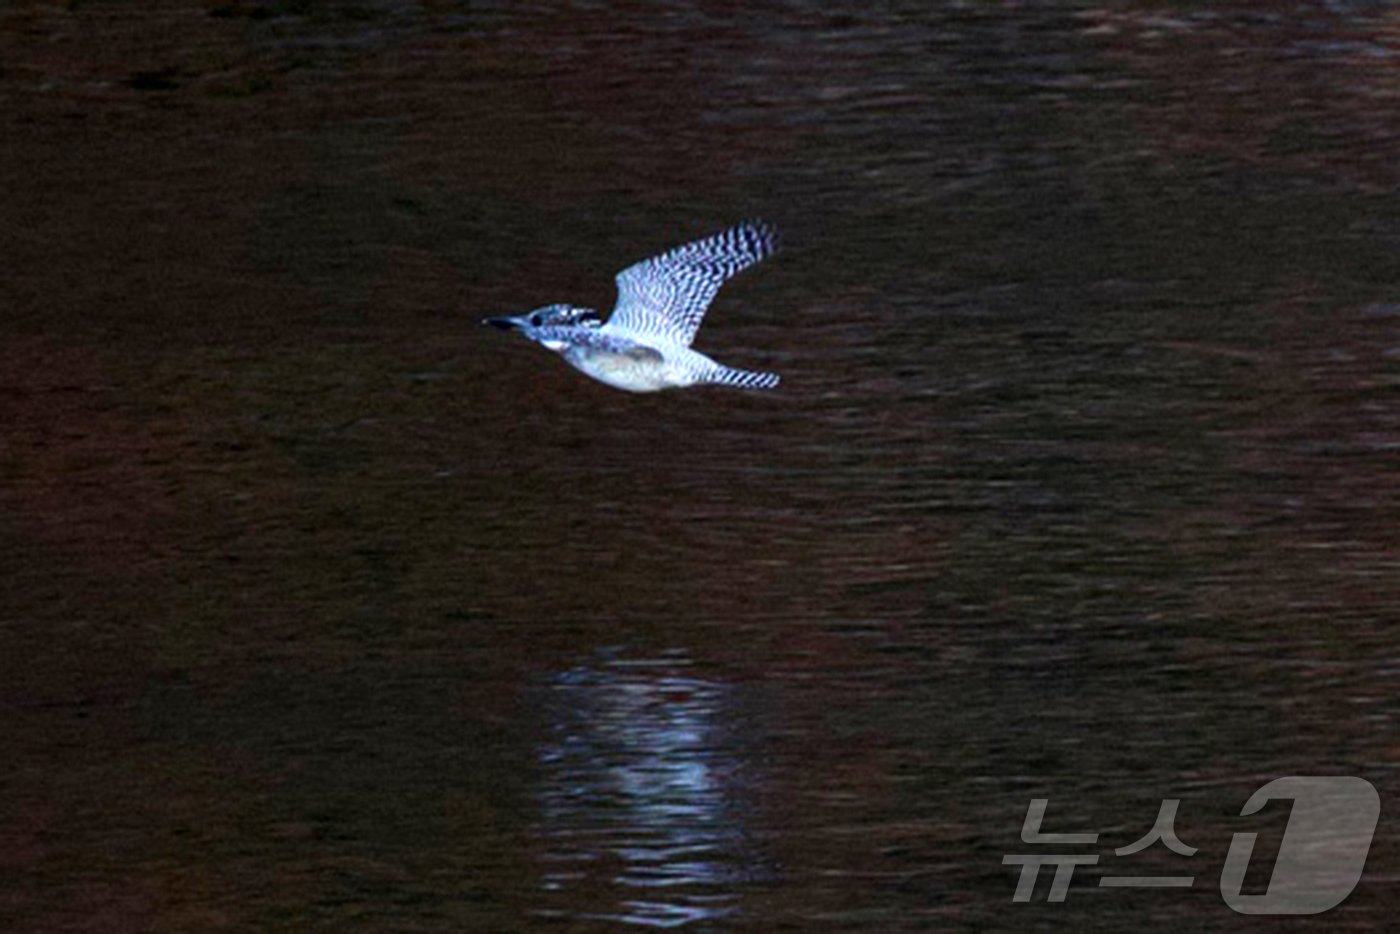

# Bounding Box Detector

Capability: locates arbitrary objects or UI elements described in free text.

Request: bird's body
[484,221,781,392]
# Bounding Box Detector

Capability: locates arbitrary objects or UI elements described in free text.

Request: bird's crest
[527,304,602,329]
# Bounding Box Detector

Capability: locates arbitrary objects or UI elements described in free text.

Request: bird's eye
[529,314,543,327]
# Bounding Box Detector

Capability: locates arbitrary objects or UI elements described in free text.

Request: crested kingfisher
[484,221,781,392]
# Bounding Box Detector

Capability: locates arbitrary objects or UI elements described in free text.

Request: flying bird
[484,221,781,392]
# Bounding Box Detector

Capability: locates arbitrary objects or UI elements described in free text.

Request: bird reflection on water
[533,653,757,927]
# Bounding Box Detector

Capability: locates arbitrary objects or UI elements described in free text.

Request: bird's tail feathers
[708,365,781,391]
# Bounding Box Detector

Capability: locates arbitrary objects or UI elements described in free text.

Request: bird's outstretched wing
[606,220,779,347]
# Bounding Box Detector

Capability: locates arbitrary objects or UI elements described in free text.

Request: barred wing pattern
[606,220,779,348]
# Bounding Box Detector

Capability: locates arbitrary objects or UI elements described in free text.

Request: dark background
[2,1,1397,930]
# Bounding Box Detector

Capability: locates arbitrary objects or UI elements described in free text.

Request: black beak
[483,316,520,331]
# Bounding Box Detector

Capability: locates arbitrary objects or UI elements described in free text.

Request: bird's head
[483,304,602,347]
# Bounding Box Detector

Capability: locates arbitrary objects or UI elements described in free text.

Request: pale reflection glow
[533,653,752,928]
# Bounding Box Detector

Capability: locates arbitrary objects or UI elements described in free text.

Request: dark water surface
[3,2,1398,930]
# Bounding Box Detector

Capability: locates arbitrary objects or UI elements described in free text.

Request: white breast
[563,345,691,393]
